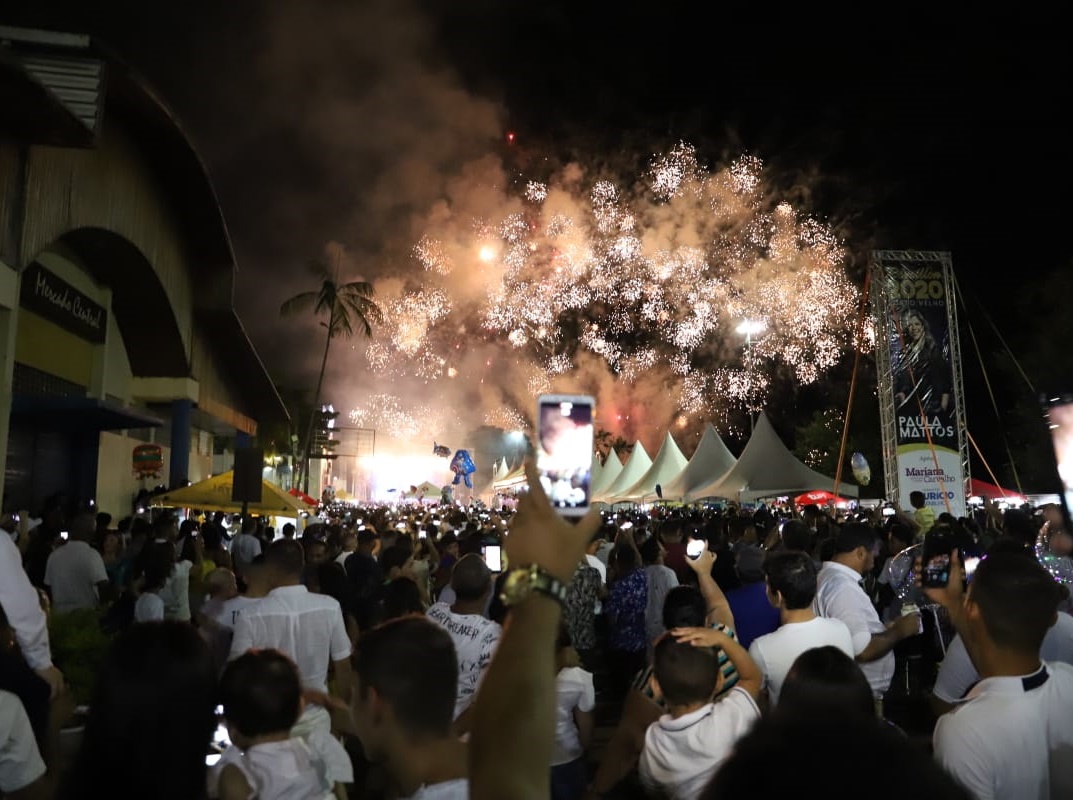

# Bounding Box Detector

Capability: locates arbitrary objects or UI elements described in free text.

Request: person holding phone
[926,550,1073,799]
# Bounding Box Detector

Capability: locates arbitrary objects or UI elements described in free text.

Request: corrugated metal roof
[17,53,104,136]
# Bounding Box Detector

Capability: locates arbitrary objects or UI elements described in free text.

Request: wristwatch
[499,563,568,607]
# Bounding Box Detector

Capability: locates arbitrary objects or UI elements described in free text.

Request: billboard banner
[875,253,967,518]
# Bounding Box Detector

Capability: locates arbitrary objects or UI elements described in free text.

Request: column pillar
[169,399,192,488]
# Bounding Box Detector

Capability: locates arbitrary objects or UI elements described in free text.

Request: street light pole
[736,319,767,436]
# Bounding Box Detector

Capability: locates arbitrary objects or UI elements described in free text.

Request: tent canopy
[658,424,738,502]
[404,481,442,499]
[969,478,1024,501]
[594,442,651,503]
[612,431,688,502]
[794,489,851,506]
[590,450,624,498]
[494,463,527,490]
[154,471,315,516]
[686,412,859,502]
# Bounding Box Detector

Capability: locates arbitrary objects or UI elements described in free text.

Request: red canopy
[968,478,1023,501]
[288,488,318,506]
[794,489,850,506]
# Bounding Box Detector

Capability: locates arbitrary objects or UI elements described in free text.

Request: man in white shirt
[926,550,1073,799]
[930,610,1073,714]
[748,550,854,706]
[229,518,263,582]
[351,616,469,800]
[812,523,920,699]
[229,540,354,787]
[426,554,502,730]
[43,513,111,614]
[0,528,63,698]
[201,567,262,631]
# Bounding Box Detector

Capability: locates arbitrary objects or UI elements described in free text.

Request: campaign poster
[881,257,966,517]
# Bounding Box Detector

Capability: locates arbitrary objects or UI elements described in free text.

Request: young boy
[639,627,762,800]
[210,650,337,800]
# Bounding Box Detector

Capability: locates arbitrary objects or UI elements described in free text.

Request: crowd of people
[0,472,1071,799]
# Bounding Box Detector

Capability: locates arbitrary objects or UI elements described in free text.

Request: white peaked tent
[685,411,858,502]
[594,441,652,504]
[590,449,624,498]
[493,459,526,490]
[590,453,604,493]
[612,431,689,502]
[492,458,509,483]
[659,423,739,501]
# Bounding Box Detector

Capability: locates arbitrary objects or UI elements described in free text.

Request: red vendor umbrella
[794,489,850,506]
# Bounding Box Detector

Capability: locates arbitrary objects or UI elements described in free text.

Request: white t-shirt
[399,779,469,800]
[134,592,165,622]
[639,687,760,800]
[0,689,46,794]
[553,667,596,765]
[932,611,1073,703]
[208,737,332,800]
[204,595,263,631]
[813,560,894,696]
[44,540,109,613]
[425,602,502,719]
[748,616,855,705]
[933,662,1073,800]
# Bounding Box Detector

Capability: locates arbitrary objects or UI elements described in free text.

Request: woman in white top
[550,626,595,800]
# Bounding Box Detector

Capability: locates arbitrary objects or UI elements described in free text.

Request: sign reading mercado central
[873,252,967,518]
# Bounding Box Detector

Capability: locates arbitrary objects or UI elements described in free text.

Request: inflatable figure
[433,442,451,458]
[850,452,871,485]
[450,449,477,489]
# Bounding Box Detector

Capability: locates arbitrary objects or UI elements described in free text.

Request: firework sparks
[355,142,862,445]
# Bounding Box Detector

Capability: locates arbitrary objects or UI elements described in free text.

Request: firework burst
[353,142,861,445]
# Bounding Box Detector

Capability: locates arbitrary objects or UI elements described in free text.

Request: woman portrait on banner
[893,307,952,418]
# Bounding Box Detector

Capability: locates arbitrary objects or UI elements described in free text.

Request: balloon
[450,449,477,489]
[433,442,451,458]
[850,452,871,486]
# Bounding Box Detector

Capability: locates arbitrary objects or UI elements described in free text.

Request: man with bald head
[426,553,502,729]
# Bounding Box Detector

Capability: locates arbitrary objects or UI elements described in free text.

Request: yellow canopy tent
[152,471,315,516]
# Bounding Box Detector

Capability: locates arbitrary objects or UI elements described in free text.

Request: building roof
[1,25,288,426]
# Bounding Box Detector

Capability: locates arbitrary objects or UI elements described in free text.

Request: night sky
[5,1,1070,482]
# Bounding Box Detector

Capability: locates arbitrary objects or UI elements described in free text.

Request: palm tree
[280,251,382,493]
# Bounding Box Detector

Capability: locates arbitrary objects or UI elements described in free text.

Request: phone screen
[60,531,69,541]
[882,507,896,517]
[536,394,595,516]
[483,545,503,572]
[1043,395,1073,535]
[686,539,706,560]
[205,704,230,766]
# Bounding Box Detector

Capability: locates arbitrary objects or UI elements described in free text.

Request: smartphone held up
[686,538,706,560]
[536,394,595,517]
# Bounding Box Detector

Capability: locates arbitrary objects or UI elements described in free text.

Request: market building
[0,26,287,516]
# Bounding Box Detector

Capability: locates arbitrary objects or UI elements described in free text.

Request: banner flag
[872,252,968,518]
